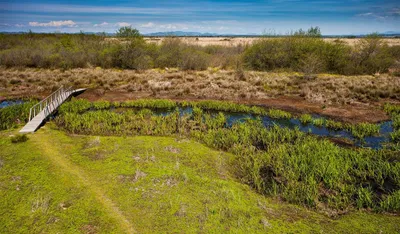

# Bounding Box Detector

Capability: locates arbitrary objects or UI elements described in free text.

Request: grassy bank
[1,127,399,233]
[53,99,400,213]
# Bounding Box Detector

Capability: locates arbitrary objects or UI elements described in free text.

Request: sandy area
[141,37,400,47]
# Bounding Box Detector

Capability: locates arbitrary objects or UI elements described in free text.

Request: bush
[10,134,29,143]
[116,26,141,38]
[179,48,209,70]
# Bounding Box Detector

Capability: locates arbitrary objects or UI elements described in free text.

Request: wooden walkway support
[20,86,85,133]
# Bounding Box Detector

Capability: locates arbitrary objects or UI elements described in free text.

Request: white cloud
[160,24,177,30]
[115,22,131,27]
[357,12,373,17]
[94,22,109,27]
[29,20,76,27]
[140,22,155,28]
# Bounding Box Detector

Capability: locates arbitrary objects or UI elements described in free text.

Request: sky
[0,0,399,35]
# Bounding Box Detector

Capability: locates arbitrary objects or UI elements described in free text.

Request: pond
[0,100,25,108]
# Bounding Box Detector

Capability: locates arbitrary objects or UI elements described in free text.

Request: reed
[299,114,313,124]
[268,109,292,119]
[0,100,37,130]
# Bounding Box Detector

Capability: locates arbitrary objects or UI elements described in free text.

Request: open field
[1,125,399,233]
[142,37,400,47]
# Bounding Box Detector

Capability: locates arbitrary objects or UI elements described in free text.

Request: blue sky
[0,0,399,35]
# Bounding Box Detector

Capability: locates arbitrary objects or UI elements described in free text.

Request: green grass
[1,127,399,233]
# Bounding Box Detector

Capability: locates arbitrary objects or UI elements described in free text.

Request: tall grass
[61,98,383,140]
[0,101,37,130]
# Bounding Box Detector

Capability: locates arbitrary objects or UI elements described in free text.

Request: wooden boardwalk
[20,86,85,133]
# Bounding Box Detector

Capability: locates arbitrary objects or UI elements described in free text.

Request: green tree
[116,26,141,38]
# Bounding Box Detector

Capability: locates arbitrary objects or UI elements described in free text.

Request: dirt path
[32,128,136,234]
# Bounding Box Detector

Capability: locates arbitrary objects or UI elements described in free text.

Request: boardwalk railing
[28,86,73,121]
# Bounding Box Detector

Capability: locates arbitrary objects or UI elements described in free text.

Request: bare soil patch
[141,37,400,47]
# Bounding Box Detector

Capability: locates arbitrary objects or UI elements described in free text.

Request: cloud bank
[28,20,76,27]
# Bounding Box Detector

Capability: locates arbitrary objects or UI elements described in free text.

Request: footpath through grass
[0,127,399,233]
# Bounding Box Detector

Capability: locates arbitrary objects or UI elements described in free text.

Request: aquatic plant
[299,114,313,124]
[392,114,400,130]
[93,100,111,110]
[268,109,292,119]
[0,100,37,130]
[384,103,400,115]
[390,130,400,143]
[58,98,91,114]
[312,118,325,127]
[120,99,177,109]
[349,122,380,139]
[187,100,266,115]
[325,119,343,130]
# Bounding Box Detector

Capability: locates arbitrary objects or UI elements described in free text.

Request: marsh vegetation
[51,99,400,213]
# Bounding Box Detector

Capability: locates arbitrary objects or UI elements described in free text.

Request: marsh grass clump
[93,100,111,110]
[392,114,400,130]
[121,99,177,109]
[268,109,292,119]
[312,118,325,127]
[384,103,400,116]
[390,130,400,143]
[58,98,91,114]
[349,122,380,139]
[10,134,29,143]
[299,114,313,124]
[0,100,37,130]
[188,100,266,115]
[325,119,344,130]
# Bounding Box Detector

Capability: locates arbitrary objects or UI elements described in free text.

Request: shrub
[116,26,142,38]
[179,48,209,70]
[10,134,29,143]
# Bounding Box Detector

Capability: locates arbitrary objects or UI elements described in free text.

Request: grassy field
[1,126,399,233]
